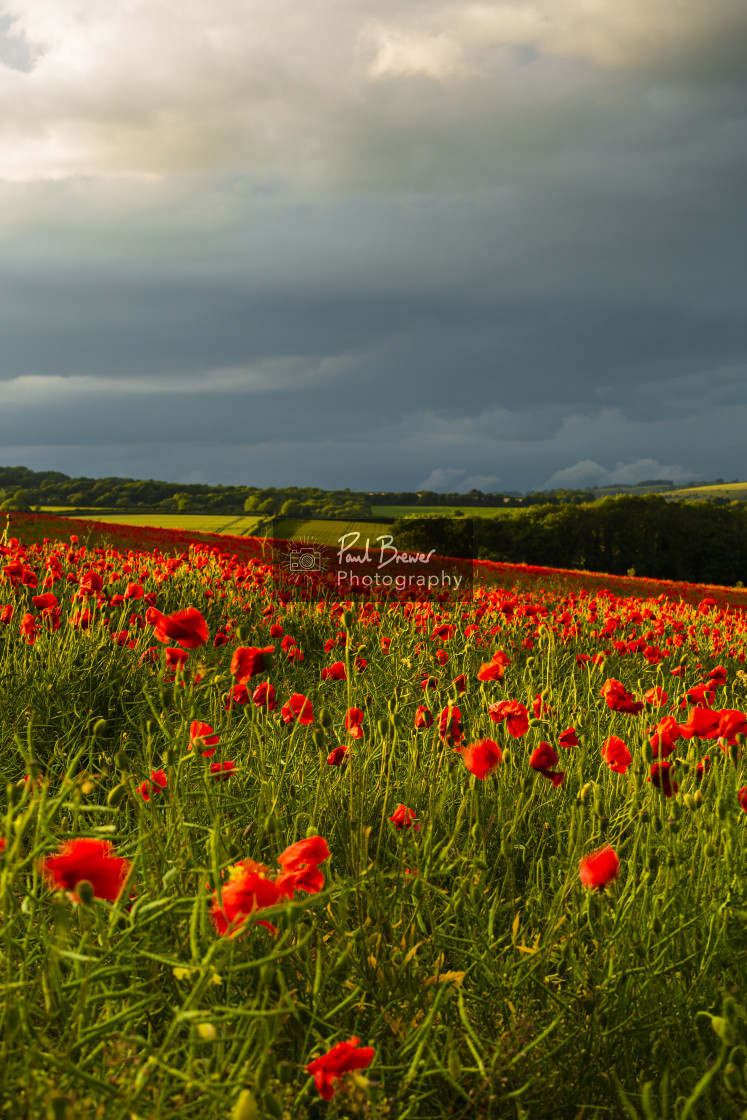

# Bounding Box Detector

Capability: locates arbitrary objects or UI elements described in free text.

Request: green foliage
[1,528,747,1117]
[393,496,747,586]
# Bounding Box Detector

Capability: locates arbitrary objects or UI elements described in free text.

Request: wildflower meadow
[2,518,747,1119]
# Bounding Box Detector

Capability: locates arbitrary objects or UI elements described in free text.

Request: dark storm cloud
[0,0,746,489]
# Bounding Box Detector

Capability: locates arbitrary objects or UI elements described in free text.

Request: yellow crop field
[61,512,263,535]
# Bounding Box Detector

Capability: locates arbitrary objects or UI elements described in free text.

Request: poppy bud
[705,841,718,858]
[684,793,696,811]
[528,717,543,727]
[377,718,389,736]
[341,611,354,629]
[197,1023,217,1040]
[232,1090,259,1120]
[76,879,95,905]
[708,1015,736,1046]
[277,1061,295,1085]
[107,784,126,807]
[305,824,318,838]
[723,1064,744,1095]
[318,708,333,729]
[235,625,253,643]
[264,813,277,834]
[579,783,593,802]
[312,730,326,750]
[644,742,653,764]
[162,748,178,766]
[694,789,704,807]
[730,743,739,765]
[448,1050,462,1080]
[115,751,129,772]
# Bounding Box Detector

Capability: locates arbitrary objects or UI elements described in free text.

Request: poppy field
[3,522,747,1120]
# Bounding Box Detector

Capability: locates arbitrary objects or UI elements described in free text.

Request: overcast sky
[1,0,746,493]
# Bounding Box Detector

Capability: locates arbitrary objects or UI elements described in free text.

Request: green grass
[1,521,747,1118]
[270,518,394,545]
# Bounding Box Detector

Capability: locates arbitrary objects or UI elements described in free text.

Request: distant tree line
[369,488,598,507]
[0,468,370,519]
[393,496,747,586]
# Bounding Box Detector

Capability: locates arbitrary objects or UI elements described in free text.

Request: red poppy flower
[579,845,619,890]
[210,761,236,780]
[696,756,711,781]
[477,659,507,682]
[124,582,144,599]
[190,721,220,758]
[32,593,58,611]
[345,708,364,739]
[717,710,747,741]
[277,835,330,872]
[327,746,349,766]
[153,607,208,649]
[281,693,314,725]
[600,678,643,715]
[451,673,467,695]
[738,786,747,813]
[388,804,419,831]
[648,761,678,797]
[276,836,330,897]
[558,727,579,749]
[19,613,38,644]
[252,681,278,711]
[678,706,721,740]
[686,681,717,707]
[602,736,632,775]
[414,705,433,729]
[306,1037,375,1101]
[644,686,668,706]
[435,649,449,666]
[431,623,456,640]
[41,838,131,903]
[321,661,347,681]
[438,706,463,744]
[231,645,274,683]
[458,738,503,780]
[0,605,13,626]
[708,665,727,685]
[225,683,250,708]
[78,572,103,595]
[137,768,168,801]
[165,647,188,669]
[529,742,565,787]
[649,715,681,758]
[488,699,529,738]
[354,657,367,673]
[210,860,285,936]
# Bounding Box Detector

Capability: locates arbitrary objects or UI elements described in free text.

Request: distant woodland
[0,464,704,515]
[2,466,746,585]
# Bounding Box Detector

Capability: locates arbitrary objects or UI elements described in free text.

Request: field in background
[58,512,263,535]
[668,482,747,500]
[371,505,512,518]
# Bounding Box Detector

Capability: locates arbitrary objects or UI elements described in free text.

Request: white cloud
[419,467,503,492]
[544,457,697,489]
[0,0,742,193]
